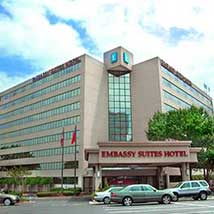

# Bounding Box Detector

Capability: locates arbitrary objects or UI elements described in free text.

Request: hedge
[0,177,53,185]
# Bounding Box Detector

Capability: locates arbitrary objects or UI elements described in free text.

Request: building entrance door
[83,177,93,193]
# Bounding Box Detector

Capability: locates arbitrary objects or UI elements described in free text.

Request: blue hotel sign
[110,51,129,64]
[111,52,118,63]
[123,52,129,64]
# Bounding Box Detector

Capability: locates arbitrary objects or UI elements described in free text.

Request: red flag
[60,128,64,146]
[71,125,77,144]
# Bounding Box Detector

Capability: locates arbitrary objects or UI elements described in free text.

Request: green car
[111,184,175,206]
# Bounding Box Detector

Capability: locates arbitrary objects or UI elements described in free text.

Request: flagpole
[60,128,64,193]
[74,125,77,195]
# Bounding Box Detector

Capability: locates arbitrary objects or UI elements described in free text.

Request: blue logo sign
[123,52,129,64]
[111,52,118,63]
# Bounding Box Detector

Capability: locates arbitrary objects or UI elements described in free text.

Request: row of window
[0,146,80,160]
[109,108,131,114]
[0,88,80,120]
[0,162,79,171]
[163,90,191,109]
[163,103,177,112]
[109,89,131,96]
[1,63,81,102]
[0,75,81,110]
[162,78,213,114]
[110,134,132,141]
[109,102,131,109]
[108,74,130,83]
[161,66,212,106]
[0,116,80,140]
[0,131,80,150]
[109,95,131,102]
[0,102,80,129]
[39,161,78,170]
[109,127,132,133]
[109,83,130,89]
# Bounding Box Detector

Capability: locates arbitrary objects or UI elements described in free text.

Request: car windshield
[150,186,158,191]
[174,182,183,188]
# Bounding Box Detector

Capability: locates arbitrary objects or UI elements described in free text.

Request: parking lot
[102,200,214,214]
[1,197,214,214]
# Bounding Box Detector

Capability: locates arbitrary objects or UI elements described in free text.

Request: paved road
[1,198,214,214]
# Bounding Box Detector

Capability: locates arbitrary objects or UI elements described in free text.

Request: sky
[0,0,213,100]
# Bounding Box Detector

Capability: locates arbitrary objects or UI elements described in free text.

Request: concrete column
[165,173,170,188]
[78,175,83,188]
[94,165,102,191]
[157,167,164,189]
[181,163,190,181]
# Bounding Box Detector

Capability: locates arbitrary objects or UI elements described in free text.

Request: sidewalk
[29,195,91,202]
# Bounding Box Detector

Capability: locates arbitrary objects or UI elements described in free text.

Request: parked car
[94,186,124,204]
[0,191,20,206]
[167,180,211,201]
[111,184,175,206]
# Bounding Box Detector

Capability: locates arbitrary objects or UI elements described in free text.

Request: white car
[94,186,123,204]
[0,192,20,206]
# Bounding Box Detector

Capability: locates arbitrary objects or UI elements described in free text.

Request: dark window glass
[191,182,200,188]
[181,182,190,189]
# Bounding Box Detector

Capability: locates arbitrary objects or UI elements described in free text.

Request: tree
[7,166,31,192]
[147,106,214,182]
[147,106,212,144]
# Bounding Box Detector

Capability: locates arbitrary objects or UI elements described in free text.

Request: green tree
[147,106,214,182]
[7,166,31,192]
[147,112,168,140]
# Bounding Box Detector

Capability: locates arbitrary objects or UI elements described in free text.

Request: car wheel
[3,198,12,206]
[193,196,199,200]
[173,193,179,202]
[199,192,207,200]
[161,195,171,204]
[122,197,133,206]
[103,197,111,204]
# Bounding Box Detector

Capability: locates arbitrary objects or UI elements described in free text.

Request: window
[181,182,190,189]
[0,115,80,140]
[1,62,81,103]
[142,185,155,192]
[199,181,209,187]
[0,75,81,110]
[108,73,132,141]
[129,186,142,192]
[191,182,200,188]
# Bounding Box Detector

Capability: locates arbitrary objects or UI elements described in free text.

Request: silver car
[94,186,123,204]
[167,180,211,201]
[0,192,20,206]
[111,184,176,206]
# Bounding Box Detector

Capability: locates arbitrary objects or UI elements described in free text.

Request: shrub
[50,187,82,195]
[37,192,60,197]
[62,191,74,196]
[25,177,54,185]
[50,187,64,192]
[8,190,22,197]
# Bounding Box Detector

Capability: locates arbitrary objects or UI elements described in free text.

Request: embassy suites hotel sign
[101,150,188,158]
[100,149,190,164]
[32,57,81,82]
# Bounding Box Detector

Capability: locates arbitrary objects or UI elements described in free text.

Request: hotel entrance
[85,141,200,192]
[103,175,158,187]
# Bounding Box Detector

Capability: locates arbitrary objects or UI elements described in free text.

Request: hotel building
[0,47,213,192]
